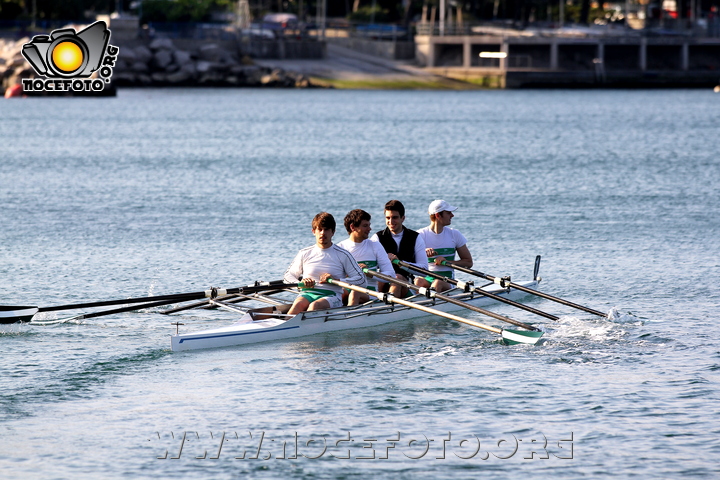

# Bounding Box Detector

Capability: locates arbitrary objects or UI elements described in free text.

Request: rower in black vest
[376,227,420,276]
[370,200,428,298]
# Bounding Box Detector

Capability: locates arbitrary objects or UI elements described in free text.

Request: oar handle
[328,278,502,335]
[439,261,607,318]
[392,259,559,321]
[162,288,291,315]
[363,268,539,331]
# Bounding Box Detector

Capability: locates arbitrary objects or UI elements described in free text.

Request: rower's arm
[374,242,396,278]
[446,244,473,269]
[283,251,304,283]
[410,234,428,270]
[336,247,367,287]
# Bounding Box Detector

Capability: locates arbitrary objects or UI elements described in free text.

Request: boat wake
[540,311,639,344]
[0,323,27,335]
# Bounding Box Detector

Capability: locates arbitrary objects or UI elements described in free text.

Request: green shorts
[299,288,336,303]
[424,270,454,283]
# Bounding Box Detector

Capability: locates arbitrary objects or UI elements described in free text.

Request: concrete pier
[415,33,720,87]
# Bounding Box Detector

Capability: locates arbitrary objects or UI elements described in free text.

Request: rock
[130,61,149,73]
[149,38,174,51]
[118,47,137,63]
[173,50,192,66]
[133,45,153,64]
[224,75,241,86]
[137,73,152,85]
[180,62,196,76]
[229,64,254,75]
[151,72,167,83]
[8,54,27,70]
[195,61,212,74]
[5,66,34,90]
[197,43,233,64]
[243,67,263,85]
[5,36,313,89]
[113,58,128,71]
[197,71,224,85]
[166,69,192,83]
[153,50,173,69]
[113,72,137,85]
[4,38,27,58]
[1,65,13,80]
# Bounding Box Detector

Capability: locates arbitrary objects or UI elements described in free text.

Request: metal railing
[321,21,410,41]
[415,20,720,38]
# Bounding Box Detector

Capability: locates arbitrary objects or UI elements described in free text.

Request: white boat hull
[171,280,540,352]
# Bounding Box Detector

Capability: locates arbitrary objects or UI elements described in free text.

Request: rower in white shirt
[284,212,366,315]
[337,209,396,306]
[415,199,473,292]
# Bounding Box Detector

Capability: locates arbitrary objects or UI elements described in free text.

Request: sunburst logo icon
[20,21,119,93]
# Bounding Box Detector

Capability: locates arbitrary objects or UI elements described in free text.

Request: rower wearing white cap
[415,199,473,292]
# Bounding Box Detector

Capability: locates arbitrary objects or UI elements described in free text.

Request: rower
[284,212,366,316]
[337,209,396,305]
[370,200,427,298]
[415,199,473,293]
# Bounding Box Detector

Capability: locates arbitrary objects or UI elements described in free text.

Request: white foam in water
[28,312,85,326]
[607,307,642,324]
[0,323,25,335]
[542,315,625,342]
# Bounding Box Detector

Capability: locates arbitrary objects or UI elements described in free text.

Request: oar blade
[0,306,39,324]
[501,328,544,345]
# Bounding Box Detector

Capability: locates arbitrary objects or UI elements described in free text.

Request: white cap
[428,199,458,215]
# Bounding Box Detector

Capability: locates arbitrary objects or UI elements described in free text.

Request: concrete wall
[327,37,415,60]
[415,34,720,87]
[241,39,326,59]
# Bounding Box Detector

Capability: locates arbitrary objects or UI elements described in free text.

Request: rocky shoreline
[1,35,318,96]
[111,38,315,88]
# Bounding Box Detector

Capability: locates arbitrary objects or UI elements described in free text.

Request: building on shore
[413,24,720,88]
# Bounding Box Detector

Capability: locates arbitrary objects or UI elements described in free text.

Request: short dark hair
[384,199,405,217]
[312,212,336,232]
[344,209,371,234]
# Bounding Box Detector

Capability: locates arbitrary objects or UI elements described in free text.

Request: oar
[437,260,607,318]
[392,259,559,321]
[1,281,300,324]
[162,280,289,315]
[328,278,543,345]
[362,269,540,331]
[30,298,192,325]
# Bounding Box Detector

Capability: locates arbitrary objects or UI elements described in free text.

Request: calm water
[1,88,719,479]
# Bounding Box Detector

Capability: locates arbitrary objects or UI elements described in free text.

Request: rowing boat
[170,277,541,352]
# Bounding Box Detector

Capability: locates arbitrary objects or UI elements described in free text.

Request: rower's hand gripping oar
[364,268,541,332]
[392,259,559,321]
[437,257,607,318]
[328,278,543,345]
